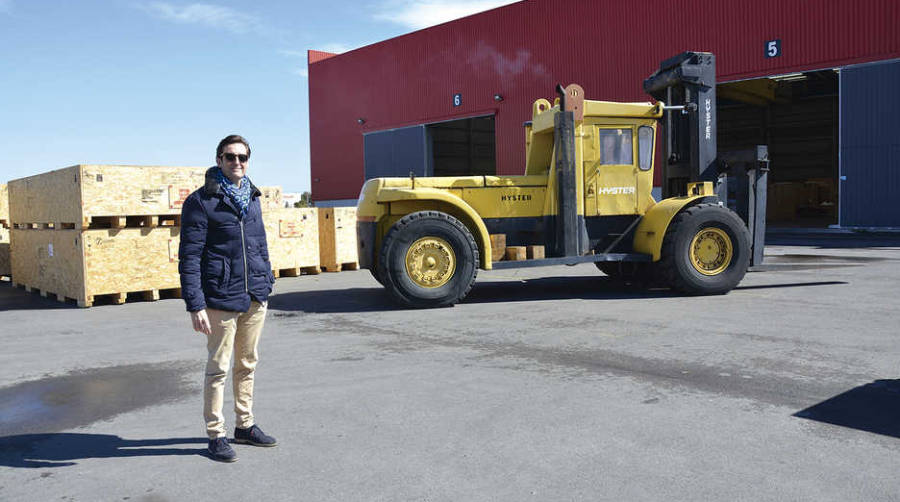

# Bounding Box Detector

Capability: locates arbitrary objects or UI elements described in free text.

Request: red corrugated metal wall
[309,0,900,201]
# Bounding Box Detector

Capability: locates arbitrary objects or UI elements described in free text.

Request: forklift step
[491,253,651,270]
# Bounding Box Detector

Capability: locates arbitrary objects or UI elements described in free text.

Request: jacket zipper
[239,219,249,293]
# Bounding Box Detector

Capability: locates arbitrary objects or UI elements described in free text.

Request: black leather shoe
[208,437,237,462]
[234,424,278,447]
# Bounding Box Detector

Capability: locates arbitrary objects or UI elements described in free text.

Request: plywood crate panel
[0,225,9,277]
[259,186,284,210]
[0,184,9,275]
[0,184,8,226]
[262,207,320,275]
[318,207,358,272]
[10,229,85,299]
[11,227,181,306]
[9,165,206,227]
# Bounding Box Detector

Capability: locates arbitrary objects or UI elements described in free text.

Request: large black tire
[658,203,751,295]
[379,211,479,308]
[369,266,385,286]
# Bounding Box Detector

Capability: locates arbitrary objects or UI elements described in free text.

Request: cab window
[597,128,633,165]
[638,126,654,171]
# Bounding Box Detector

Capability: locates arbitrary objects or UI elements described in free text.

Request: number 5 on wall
[766,39,781,58]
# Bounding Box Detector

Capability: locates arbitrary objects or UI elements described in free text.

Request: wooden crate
[262,207,320,277]
[0,183,8,227]
[505,246,527,261]
[767,182,802,222]
[0,185,8,277]
[490,234,506,261]
[8,165,206,229]
[259,186,284,210]
[318,207,359,272]
[0,225,9,278]
[526,245,545,260]
[10,227,181,307]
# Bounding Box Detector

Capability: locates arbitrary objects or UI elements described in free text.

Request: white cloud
[282,43,354,57]
[317,43,353,55]
[374,0,519,30]
[281,44,355,79]
[139,2,262,34]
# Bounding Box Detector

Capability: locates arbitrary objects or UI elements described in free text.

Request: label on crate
[168,186,192,209]
[279,220,302,238]
[168,239,179,262]
[48,243,54,257]
[142,188,166,204]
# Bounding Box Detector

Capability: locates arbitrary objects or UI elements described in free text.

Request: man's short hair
[216,134,251,158]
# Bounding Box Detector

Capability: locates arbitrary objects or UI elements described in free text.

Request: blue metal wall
[840,60,900,227]
[363,125,431,181]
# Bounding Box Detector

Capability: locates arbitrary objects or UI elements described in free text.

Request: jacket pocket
[205,257,229,291]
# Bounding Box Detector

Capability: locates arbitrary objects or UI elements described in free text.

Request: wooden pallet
[272,266,321,278]
[12,282,182,307]
[12,214,182,231]
[321,262,360,273]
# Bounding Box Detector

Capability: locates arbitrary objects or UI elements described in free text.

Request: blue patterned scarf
[216,168,253,217]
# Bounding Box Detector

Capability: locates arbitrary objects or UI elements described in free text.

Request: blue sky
[0,0,516,193]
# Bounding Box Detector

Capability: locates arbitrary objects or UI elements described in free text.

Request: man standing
[179,134,278,462]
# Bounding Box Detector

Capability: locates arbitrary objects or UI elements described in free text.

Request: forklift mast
[644,51,767,266]
[643,52,717,198]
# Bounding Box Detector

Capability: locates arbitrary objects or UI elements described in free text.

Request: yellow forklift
[356,52,767,307]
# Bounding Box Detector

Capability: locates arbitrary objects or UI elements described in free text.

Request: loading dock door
[364,125,430,181]
[363,115,497,180]
[840,60,900,227]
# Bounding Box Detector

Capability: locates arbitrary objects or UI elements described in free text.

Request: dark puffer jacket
[179,167,275,312]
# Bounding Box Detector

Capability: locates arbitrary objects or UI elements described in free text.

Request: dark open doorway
[427,115,496,177]
[718,70,839,228]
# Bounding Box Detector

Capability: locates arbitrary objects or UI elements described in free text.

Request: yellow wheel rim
[405,236,456,288]
[689,227,733,276]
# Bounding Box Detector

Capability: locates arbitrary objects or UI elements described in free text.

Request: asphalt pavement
[1,240,899,501]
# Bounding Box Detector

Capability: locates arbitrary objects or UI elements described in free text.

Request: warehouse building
[308,0,900,228]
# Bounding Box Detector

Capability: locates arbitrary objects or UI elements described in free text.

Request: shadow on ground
[268,275,848,314]
[0,434,207,468]
[794,380,900,439]
[0,281,75,312]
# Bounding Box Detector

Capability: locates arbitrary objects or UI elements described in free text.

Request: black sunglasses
[221,153,249,163]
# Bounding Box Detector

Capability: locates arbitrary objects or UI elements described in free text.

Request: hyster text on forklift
[356,52,769,308]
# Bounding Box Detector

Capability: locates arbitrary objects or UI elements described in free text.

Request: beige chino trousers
[203,301,267,439]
